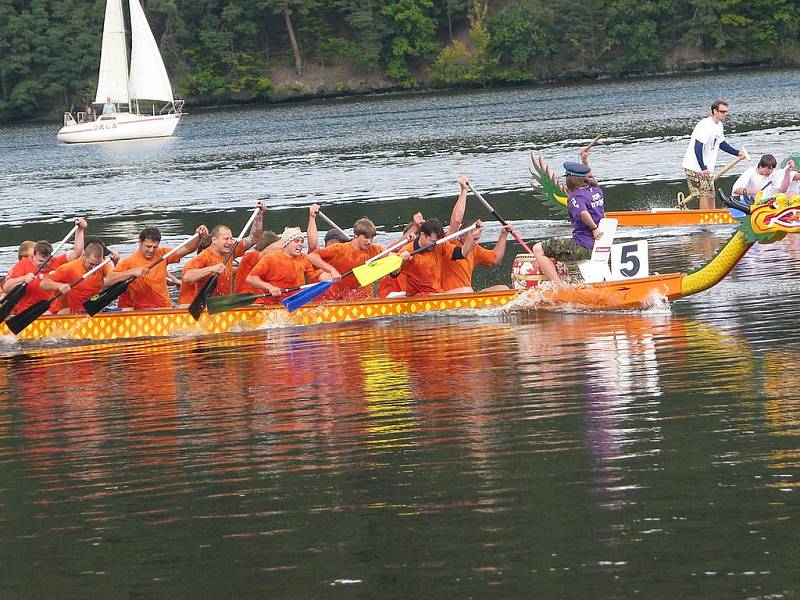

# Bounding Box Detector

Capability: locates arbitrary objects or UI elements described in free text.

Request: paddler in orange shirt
[309,216,386,300]
[177,203,266,306]
[377,213,424,299]
[233,231,281,294]
[398,218,480,297]
[2,218,88,314]
[441,175,512,293]
[107,224,208,310]
[40,243,112,314]
[246,227,341,304]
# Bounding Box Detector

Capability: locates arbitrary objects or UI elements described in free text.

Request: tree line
[1,0,798,122]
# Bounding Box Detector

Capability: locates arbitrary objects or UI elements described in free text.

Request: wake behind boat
[57,0,183,143]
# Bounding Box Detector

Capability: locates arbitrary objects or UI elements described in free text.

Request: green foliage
[604,0,678,74]
[0,0,104,120]
[316,36,379,70]
[485,0,555,77]
[431,2,497,85]
[380,0,438,85]
[182,49,272,99]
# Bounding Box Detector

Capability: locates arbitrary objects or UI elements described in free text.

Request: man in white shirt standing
[102,96,117,114]
[681,100,745,209]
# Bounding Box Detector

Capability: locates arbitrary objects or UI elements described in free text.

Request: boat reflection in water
[1,312,759,472]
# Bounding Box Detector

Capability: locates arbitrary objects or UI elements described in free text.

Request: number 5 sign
[610,241,649,280]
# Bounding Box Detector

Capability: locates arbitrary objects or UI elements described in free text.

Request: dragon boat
[529,155,738,227]
[1,193,798,342]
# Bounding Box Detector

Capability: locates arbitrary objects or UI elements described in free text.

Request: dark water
[2,69,800,598]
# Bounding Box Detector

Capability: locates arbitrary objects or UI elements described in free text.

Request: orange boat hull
[0,274,692,343]
[527,273,685,309]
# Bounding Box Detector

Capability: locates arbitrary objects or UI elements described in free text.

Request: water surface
[2,69,800,598]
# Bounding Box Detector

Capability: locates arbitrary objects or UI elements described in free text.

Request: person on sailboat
[83,105,96,122]
[103,97,117,114]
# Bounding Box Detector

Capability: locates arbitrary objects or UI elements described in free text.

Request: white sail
[127,0,174,102]
[94,0,129,104]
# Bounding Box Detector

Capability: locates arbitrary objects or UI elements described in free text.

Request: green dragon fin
[529,152,569,217]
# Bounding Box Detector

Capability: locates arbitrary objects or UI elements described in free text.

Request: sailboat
[57,0,183,143]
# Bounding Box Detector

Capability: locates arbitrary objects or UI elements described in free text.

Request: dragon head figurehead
[741,193,800,244]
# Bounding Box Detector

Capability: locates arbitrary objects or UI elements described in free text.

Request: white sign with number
[610,240,649,280]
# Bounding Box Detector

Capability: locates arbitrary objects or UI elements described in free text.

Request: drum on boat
[511,254,546,289]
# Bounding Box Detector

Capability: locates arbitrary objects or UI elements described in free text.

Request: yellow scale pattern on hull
[0,290,518,342]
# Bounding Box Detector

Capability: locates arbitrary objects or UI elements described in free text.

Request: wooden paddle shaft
[715,152,748,179]
[678,152,748,207]
[585,134,602,151]
[366,234,413,264]
[153,233,200,266]
[412,222,478,256]
[467,183,533,254]
[234,207,261,245]
[34,224,79,276]
[318,211,351,240]
[220,206,261,275]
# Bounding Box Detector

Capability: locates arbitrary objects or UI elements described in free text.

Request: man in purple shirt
[532,149,605,282]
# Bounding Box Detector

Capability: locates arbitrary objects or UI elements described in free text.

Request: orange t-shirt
[115,247,180,310]
[313,242,384,300]
[233,250,262,294]
[177,245,245,305]
[440,243,496,291]
[399,241,460,297]
[48,258,113,313]
[248,252,317,304]
[6,254,68,314]
[378,272,407,298]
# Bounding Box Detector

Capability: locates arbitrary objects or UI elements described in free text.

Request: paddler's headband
[280,227,304,247]
[563,161,591,177]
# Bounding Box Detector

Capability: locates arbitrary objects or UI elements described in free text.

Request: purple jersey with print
[568,186,605,249]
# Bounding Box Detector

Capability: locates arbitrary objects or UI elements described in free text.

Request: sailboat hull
[57,112,181,143]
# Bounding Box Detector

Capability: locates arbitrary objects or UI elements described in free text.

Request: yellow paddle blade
[353,254,403,287]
